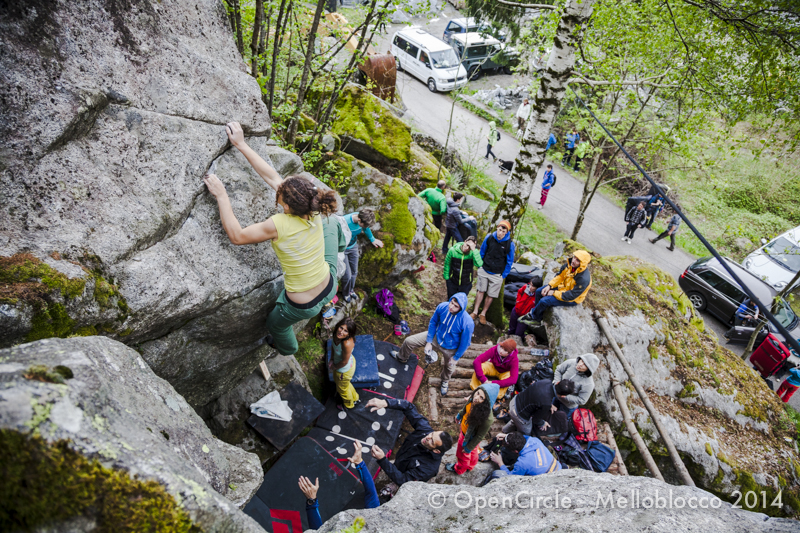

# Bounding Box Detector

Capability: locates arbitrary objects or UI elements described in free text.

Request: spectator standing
[443,192,476,255]
[342,209,384,302]
[444,237,483,300]
[551,354,599,417]
[516,98,531,131]
[538,164,555,210]
[562,129,580,167]
[777,367,800,403]
[418,180,448,231]
[507,276,543,337]
[622,201,647,244]
[392,293,474,396]
[649,214,681,251]
[470,339,519,400]
[330,318,360,410]
[485,122,500,162]
[545,133,557,152]
[471,221,515,325]
[447,382,499,475]
[521,250,592,326]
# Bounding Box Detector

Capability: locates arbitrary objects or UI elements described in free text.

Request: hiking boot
[445,463,459,473]
[440,381,449,396]
[649,238,656,244]
[667,246,675,252]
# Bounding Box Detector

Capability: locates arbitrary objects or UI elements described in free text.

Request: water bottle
[530,348,550,357]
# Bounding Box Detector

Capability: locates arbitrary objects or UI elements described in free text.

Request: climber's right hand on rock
[203,174,227,199]
[226,122,245,149]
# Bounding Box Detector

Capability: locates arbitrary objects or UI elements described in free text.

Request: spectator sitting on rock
[444,236,482,300]
[551,354,599,417]
[507,275,543,338]
[472,221,515,325]
[520,250,592,327]
[470,339,519,400]
[204,122,343,356]
[300,442,379,529]
[484,431,561,483]
[446,382,499,475]
[392,293,474,396]
[365,397,453,489]
[341,209,384,303]
[418,180,448,231]
[502,379,575,436]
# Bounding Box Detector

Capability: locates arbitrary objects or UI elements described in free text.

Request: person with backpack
[644,193,664,229]
[392,293,474,396]
[444,236,483,300]
[204,122,344,357]
[520,250,592,327]
[507,276,543,337]
[503,379,575,436]
[485,122,500,162]
[622,201,647,244]
[341,209,384,303]
[538,164,556,210]
[471,221,515,325]
[418,180,448,231]
[329,318,360,410]
[470,339,519,400]
[485,431,561,483]
[551,354,599,417]
[562,129,580,167]
[442,192,476,256]
[446,382,499,475]
[573,139,589,172]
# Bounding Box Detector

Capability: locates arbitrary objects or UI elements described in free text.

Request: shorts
[476,268,503,298]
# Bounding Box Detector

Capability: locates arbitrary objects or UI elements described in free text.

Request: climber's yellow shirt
[271,213,328,292]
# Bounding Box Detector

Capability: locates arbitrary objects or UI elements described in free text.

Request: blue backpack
[585,441,616,472]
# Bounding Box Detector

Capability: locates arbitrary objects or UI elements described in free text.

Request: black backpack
[551,173,557,187]
[497,131,502,141]
[516,358,554,391]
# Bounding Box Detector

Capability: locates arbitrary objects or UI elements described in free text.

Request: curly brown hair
[276,176,338,217]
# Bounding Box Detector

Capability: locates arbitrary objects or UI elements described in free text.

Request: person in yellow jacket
[520,250,592,326]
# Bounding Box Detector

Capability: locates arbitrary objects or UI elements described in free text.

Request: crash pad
[247,382,325,451]
[244,436,362,532]
[373,339,419,399]
[327,334,380,388]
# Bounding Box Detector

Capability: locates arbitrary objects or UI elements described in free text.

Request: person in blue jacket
[471,220,515,325]
[300,442,379,529]
[538,164,555,210]
[545,133,557,151]
[562,129,580,167]
[484,431,561,484]
[392,292,474,396]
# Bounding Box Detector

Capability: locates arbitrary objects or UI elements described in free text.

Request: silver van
[743,225,800,290]
[391,28,467,93]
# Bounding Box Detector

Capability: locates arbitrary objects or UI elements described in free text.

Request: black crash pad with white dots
[372,340,419,399]
[246,382,325,451]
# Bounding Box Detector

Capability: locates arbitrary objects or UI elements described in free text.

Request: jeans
[554,397,577,419]
[341,245,360,296]
[562,146,575,166]
[483,469,510,485]
[443,226,463,255]
[529,286,577,321]
[501,396,533,435]
[624,222,640,239]
[460,219,478,239]
[486,143,497,160]
[652,230,676,248]
[446,279,472,301]
[507,309,528,337]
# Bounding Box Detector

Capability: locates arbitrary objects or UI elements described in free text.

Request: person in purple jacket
[470,338,519,400]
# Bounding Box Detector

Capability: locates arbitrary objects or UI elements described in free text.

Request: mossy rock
[404,142,452,191]
[331,84,412,169]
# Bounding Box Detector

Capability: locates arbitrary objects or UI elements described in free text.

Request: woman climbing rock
[204,122,344,356]
[330,318,360,410]
[446,382,499,475]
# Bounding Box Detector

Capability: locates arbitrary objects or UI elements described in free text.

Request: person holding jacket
[444,236,483,300]
[485,122,500,162]
[503,379,575,435]
[622,201,647,244]
[486,432,561,482]
[521,250,592,326]
[471,221,515,325]
[365,397,453,486]
[447,382,499,475]
[418,180,448,231]
[470,339,519,400]
[551,354,599,416]
[392,293,474,396]
[538,164,555,210]
[507,276,543,337]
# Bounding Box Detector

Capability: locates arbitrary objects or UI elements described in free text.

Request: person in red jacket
[507,276,543,337]
[470,339,519,399]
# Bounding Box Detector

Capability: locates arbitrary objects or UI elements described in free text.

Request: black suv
[679,256,799,338]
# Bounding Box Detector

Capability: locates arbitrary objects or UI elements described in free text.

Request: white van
[391,28,467,92]
[743,225,800,290]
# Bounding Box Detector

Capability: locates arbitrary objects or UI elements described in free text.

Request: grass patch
[462,164,503,201]
[516,209,569,258]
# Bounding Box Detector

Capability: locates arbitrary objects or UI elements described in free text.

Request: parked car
[678,256,800,342]
[743,225,800,291]
[391,28,467,92]
[442,17,505,45]
[450,33,519,80]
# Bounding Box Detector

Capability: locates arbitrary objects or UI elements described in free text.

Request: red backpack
[571,408,597,442]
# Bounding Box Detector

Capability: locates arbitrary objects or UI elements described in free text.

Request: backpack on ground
[375,289,401,324]
[516,358,553,392]
[585,441,616,473]
[553,433,593,471]
[571,408,598,442]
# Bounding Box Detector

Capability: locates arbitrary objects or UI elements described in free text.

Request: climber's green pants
[266,216,344,355]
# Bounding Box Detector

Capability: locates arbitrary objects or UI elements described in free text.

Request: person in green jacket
[444,236,483,300]
[485,122,500,162]
[418,179,448,231]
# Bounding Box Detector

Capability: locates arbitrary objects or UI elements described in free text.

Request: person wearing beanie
[470,339,519,400]
[472,220,515,325]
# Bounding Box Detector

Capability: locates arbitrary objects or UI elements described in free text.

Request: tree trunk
[231,0,244,55]
[492,0,595,230]
[250,0,264,78]
[267,0,289,114]
[286,0,328,146]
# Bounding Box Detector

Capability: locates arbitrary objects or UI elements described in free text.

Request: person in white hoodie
[550,353,600,417]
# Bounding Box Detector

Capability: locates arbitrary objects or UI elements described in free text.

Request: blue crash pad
[327,335,379,388]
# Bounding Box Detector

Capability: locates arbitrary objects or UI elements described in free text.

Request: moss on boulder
[404,142,452,191]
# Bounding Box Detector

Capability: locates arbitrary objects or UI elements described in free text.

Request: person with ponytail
[204,122,344,356]
[446,382,499,475]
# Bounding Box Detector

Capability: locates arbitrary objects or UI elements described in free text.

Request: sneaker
[390,350,400,360]
[627,238,632,245]
[667,246,675,252]
[649,238,656,244]
[440,381,449,396]
[445,463,458,473]
[519,315,541,327]
[349,291,358,301]
[621,236,627,242]
[264,334,277,350]
[537,205,544,210]
[344,294,352,303]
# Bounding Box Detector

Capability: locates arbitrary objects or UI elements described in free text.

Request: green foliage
[515,210,568,258]
[0,430,199,533]
[301,147,354,190]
